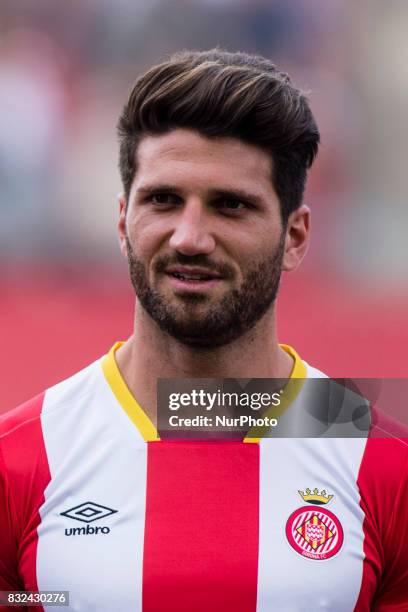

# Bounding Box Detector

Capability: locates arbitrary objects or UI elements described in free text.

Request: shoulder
[0,357,104,484]
[0,392,44,437]
[369,405,408,440]
[360,409,408,491]
[0,357,106,523]
[0,358,102,440]
[303,361,328,379]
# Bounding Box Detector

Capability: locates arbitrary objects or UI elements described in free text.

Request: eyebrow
[136,184,181,196]
[135,184,265,205]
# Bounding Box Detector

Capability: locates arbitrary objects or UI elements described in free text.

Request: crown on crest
[298,488,334,505]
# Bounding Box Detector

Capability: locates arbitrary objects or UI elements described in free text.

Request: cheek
[127,214,169,260]
[229,229,273,264]
[239,236,283,280]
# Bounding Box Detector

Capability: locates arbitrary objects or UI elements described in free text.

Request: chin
[168,332,233,350]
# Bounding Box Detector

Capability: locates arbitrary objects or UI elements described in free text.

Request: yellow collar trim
[102,342,307,443]
[102,342,159,442]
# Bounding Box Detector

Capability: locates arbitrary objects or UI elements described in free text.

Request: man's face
[119,129,308,348]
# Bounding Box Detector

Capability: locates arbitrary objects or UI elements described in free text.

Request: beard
[126,233,285,349]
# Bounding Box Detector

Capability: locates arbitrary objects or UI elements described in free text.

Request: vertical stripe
[36,363,147,611]
[257,438,367,611]
[0,392,50,612]
[143,441,259,612]
[354,437,408,610]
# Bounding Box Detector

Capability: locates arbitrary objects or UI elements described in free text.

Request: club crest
[286,489,343,560]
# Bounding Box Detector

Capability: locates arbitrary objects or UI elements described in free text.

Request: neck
[115,304,294,425]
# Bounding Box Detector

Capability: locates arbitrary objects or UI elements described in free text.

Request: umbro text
[65,525,110,536]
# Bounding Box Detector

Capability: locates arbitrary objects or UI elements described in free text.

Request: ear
[118,193,128,258]
[282,204,311,272]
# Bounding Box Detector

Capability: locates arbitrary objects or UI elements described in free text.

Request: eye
[216,199,247,212]
[149,193,181,206]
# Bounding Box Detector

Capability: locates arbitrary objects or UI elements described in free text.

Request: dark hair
[118,48,320,223]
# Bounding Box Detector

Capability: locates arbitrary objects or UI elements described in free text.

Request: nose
[168,199,216,255]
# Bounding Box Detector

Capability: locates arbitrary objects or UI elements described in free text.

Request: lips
[164,266,223,292]
[165,267,222,281]
[168,272,214,281]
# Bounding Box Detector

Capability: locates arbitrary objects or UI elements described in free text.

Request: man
[0,49,407,611]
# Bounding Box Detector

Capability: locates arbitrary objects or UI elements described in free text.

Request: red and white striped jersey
[1,343,407,611]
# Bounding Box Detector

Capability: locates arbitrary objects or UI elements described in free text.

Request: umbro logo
[61,501,117,537]
[61,501,117,523]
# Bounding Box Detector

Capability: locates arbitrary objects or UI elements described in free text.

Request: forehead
[132,128,274,192]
